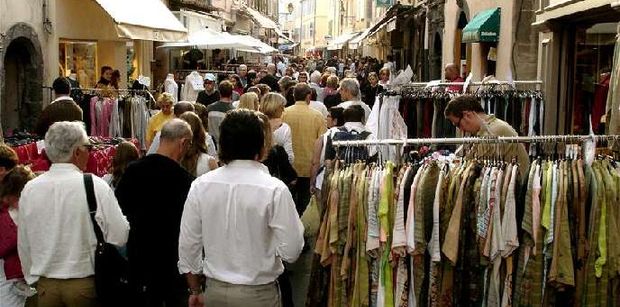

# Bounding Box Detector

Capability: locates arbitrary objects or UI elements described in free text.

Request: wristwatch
[188,287,204,296]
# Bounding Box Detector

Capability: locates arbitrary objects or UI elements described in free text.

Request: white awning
[327,32,360,50]
[94,0,187,42]
[242,5,279,29]
[157,29,259,50]
[234,35,279,54]
[348,27,372,49]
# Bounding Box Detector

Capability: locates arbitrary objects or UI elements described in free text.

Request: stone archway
[0,23,44,134]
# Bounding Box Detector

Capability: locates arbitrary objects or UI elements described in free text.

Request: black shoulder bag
[84,174,129,304]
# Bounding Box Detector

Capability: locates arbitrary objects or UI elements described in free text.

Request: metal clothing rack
[332,135,620,147]
[400,80,543,87]
[81,88,157,106]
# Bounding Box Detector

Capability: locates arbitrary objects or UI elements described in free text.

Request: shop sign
[377,0,392,7]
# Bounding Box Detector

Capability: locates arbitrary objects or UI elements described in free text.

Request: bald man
[445,63,464,92]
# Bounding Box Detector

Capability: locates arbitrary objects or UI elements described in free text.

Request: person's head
[246,86,261,97]
[279,76,293,93]
[285,67,295,77]
[0,165,35,209]
[379,68,390,81]
[257,84,271,97]
[326,75,340,90]
[247,70,259,85]
[52,77,71,96]
[368,72,379,86]
[111,70,121,87]
[260,92,286,120]
[444,95,487,134]
[229,74,242,88]
[179,112,208,175]
[327,107,345,128]
[256,112,273,159]
[158,118,193,162]
[294,82,312,102]
[100,66,113,81]
[320,73,330,87]
[343,105,365,123]
[174,100,195,117]
[326,67,337,75]
[204,73,217,92]
[0,144,18,180]
[45,121,91,171]
[192,103,209,131]
[158,93,175,116]
[267,63,277,75]
[238,92,260,111]
[110,141,139,187]
[218,80,234,99]
[238,64,248,77]
[218,109,265,163]
[259,69,268,79]
[444,63,460,81]
[310,70,322,84]
[298,72,309,83]
[310,88,318,101]
[339,78,361,101]
[285,86,296,106]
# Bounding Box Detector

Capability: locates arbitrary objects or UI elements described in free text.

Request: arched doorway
[1,23,44,134]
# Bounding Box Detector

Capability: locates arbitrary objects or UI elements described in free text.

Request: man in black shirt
[115,119,195,307]
[196,73,220,106]
[259,64,281,92]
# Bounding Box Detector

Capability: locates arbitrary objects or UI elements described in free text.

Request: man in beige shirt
[444,95,530,182]
[283,83,327,213]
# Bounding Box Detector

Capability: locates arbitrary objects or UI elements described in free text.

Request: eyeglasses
[81,144,94,151]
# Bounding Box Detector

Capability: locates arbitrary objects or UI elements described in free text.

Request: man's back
[178,161,304,285]
[282,103,327,177]
[18,164,128,284]
[115,154,194,281]
[206,101,234,144]
[35,99,83,136]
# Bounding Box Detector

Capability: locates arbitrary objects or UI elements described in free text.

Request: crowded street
[1,0,620,307]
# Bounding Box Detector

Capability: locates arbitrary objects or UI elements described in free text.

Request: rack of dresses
[78,88,154,149]
[372,81,544,144]
[307,134,620,307]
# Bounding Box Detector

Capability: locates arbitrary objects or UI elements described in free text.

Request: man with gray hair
[309,70,324,101]
[18,121,129,306]
[337,78,371,122]
[238,64,249,87]
[115,118,195,306]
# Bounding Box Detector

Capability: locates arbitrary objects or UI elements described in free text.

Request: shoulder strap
[84,174,105,244]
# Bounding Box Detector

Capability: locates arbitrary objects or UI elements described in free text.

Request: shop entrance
[1,23,43,134]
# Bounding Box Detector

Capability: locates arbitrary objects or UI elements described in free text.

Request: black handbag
[84,174,130,304]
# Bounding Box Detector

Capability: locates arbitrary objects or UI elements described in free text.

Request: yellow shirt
[282,101,327,177]
[146,111,174,145]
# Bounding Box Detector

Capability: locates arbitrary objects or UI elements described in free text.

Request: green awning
[462,8,501,43]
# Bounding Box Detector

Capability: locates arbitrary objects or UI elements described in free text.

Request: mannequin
[182,71,204,102]
[164,74,179,102]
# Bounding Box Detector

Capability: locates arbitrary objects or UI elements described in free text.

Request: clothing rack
[81,88,157,105]
[332,134,620,147]
[400,80,543,87]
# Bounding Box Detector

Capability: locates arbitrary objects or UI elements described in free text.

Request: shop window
[455,11,470,78]
[571,23,616,134]
[479,42,497,78]
[59,40,98,89]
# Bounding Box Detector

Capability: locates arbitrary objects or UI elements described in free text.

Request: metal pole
[332,134,620,146]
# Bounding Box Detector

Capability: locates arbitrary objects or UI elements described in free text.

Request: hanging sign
[377,0,392,7]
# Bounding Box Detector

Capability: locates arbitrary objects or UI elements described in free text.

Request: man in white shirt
[337,78,372,122]
[18,121,129,306]
[324,105,377,163]
[178,109,304,307]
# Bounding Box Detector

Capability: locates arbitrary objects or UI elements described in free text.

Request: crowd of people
[0,52,526,307]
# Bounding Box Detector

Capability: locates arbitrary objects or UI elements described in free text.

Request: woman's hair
[0,165,35,201]
[192,103,209,131]
[111,141,139,188]
[368,72,378,81]
[256,84,271,97]
[100,66,113,75]
[379,67,390,78]
[0,144,18,170]
[260,93,286,119]
[256,112,273,157]
[157,92,175,108]
[326,75,340,89]
[320,73,330,87]
[179,112,208,176]
[238,92,260,111]
[230,74,243,88]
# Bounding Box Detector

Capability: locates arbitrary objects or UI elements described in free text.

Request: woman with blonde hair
[179,112,218,176]
[238,92,260,111]
[146,92,175,148]
[103,141,140,189]
[379,67,390,86]
[260,93,294,164]
[323,75,342,108]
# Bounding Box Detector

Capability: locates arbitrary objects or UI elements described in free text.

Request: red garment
[0,207,23,280]
[447,77,464,92]
[234,87,244,96]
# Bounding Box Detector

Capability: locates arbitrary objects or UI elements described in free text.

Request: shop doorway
[1,23,43,134]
